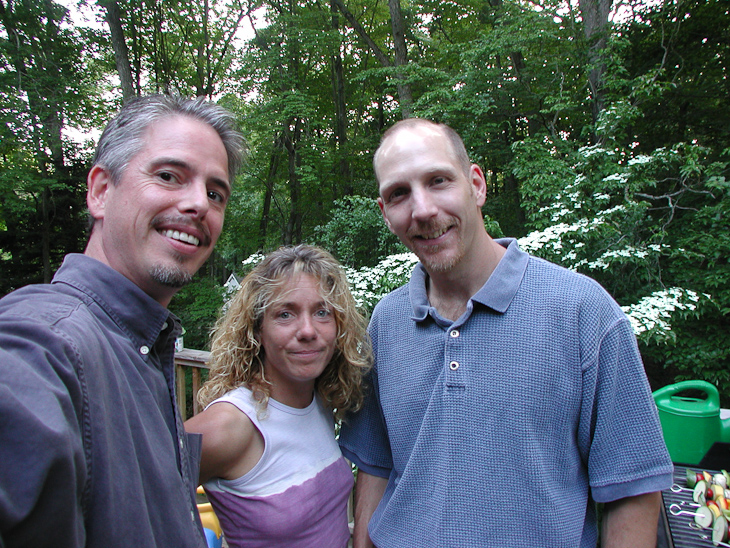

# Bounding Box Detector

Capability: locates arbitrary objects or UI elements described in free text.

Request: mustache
[151,214,211,247]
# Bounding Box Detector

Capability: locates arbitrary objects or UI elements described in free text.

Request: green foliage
[314,195,406,269]
[0,0,98,292]
[2,0,729,407]
[168,277,226,351]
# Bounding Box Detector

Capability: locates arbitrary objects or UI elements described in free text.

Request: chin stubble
[149,264,193,288]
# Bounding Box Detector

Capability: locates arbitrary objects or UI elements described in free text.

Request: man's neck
[427,237,506,321]
[82,245,175,308]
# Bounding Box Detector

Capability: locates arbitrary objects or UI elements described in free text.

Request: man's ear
[377,197,394,233]
[86,165,111,222]
[470,164,487,208]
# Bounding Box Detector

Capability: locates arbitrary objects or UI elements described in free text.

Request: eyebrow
[381,163,460,187]
[425,164,459,178]
[271,298,330,310]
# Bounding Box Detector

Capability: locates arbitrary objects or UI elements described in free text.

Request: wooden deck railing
[174,348,211,420]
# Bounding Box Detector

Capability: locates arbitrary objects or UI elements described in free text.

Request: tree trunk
[195,0,210,97]
[388,0,413,118]
[2,0,68,282]
[283,119,303,245]
[331,0,413,118]
[258,135,284,249]
[98,0,135,101]
[578,0,612,136]
[330,0,391,67]
[330,0,352,196]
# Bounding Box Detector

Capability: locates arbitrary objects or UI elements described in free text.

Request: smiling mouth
[290,349,328,360]
[414,225,452,241]
[160,229,201,247]
[293,349,323,355]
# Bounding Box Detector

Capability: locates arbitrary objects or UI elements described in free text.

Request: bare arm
[601,491,662,548]
[352,470,388,548]
[184,402,264,485]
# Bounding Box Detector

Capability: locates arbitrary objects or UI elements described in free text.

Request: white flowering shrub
[234,250,419,314]
[512,112,730,399]
[345,252,419,311]
[228,136,729,399]
[240,246,700,343]
[620,288,708,343]
[513,140,722,346]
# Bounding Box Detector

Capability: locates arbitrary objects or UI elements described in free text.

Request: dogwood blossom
[238,247,706,340]
[621,288,706,337]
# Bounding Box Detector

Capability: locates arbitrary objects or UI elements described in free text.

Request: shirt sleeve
[0,318,87,547]
[579,316,673,502]
[338,315,393,479]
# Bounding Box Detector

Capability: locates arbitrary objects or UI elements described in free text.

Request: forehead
[380,124,450,156]
[131,115,230,178]
[135,116,221,158]
[140,115,217,148]
[269,272,326,304]
[375,125,459,186]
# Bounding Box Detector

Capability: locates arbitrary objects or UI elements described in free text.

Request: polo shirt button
[449,361,459,370]
[450,329,459,338]
[140,345,150,355]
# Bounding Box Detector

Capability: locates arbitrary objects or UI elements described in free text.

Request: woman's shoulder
[186,398,264,483]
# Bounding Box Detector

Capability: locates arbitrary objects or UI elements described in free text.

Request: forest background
[1,0,728,404]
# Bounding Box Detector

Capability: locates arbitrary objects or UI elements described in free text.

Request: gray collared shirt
[0,254,205,548]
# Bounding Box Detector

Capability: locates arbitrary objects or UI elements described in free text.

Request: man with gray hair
[0,95,245,548]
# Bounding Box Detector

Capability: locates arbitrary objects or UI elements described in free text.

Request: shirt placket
[154,321,202,533]
[444,321,466,394]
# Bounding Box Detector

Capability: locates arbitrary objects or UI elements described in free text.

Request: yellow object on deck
[197,486,223,540]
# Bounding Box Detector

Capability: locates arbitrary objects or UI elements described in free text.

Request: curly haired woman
[185,244,371,548]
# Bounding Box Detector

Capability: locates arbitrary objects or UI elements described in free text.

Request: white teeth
[162,229,200,246]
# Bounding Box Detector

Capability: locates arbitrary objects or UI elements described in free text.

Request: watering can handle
[653,380,720,408]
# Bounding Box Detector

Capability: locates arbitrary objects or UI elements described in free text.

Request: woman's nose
[296,316,317,340]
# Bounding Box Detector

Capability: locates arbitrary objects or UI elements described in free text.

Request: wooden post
[174,348,211,420]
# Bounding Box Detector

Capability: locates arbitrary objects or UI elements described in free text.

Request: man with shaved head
[340,119,673,548]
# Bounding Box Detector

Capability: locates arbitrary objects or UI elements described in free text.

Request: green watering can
[652,380,730,465]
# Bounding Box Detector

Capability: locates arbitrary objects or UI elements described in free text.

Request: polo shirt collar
[409,238,528,321]
[52,254,177,350]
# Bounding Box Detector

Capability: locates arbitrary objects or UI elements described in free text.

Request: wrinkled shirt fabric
[340,239,673,548]
[0,254,205,548]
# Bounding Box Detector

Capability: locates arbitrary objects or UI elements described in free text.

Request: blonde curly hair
[197,244,372,420]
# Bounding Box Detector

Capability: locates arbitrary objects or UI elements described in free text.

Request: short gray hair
[93,94,245,184]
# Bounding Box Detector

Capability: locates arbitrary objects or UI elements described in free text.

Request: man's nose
[178,180,210,218]
[411,187,438,221]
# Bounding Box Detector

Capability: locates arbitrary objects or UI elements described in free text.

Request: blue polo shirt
[340,239,672,547]
[0,254,206,548]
